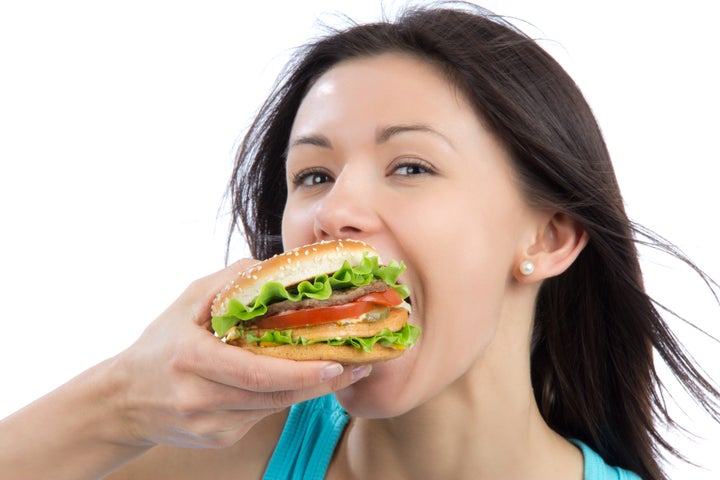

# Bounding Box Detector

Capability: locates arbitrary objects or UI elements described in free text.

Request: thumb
[181,258,260,328]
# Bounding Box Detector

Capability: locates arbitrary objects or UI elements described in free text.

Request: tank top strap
[263,394,349,480]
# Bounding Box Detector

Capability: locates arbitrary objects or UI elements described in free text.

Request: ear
[514,212,589,283]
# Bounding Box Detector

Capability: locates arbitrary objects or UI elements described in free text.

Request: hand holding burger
[211,239,420,364]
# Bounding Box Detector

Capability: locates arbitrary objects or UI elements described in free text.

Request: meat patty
[262,280,390,318]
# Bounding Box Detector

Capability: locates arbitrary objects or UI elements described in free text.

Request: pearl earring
[519,260,535,276]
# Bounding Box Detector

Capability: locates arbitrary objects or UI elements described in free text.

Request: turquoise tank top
[264,394,641,480]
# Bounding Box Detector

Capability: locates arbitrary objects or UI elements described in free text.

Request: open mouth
[400,285,412,306]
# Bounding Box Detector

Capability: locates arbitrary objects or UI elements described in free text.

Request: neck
[337,337,582,479]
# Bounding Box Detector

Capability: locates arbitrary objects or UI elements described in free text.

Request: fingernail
[320,363,344,381]
[351,365,372,382]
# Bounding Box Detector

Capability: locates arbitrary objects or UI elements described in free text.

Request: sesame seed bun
[211,239,379,317]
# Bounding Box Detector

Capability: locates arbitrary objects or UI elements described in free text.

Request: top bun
[211,239,380,317]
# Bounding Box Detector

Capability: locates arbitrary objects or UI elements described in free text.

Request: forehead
[289,54,489,155]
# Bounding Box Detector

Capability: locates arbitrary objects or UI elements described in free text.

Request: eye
[390,158,435,177]
[291,168,333,187]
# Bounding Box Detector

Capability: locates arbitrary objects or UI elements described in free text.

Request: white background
[1,0,718,477]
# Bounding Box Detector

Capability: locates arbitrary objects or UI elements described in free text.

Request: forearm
[0,357,150,480]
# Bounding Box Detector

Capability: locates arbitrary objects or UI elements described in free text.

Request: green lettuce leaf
[212,253,409,337]
[244,322,421,353]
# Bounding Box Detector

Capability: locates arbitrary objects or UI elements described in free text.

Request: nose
[313,172,382,241]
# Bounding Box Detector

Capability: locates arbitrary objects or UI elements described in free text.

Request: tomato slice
[254,288,403,330]
[352,288,403,307]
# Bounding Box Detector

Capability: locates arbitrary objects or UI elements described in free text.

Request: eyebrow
[288,135,332,150]
[287,123,454,151]
[376,123,453,147]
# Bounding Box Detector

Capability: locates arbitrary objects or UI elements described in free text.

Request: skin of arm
[0,357,150,479]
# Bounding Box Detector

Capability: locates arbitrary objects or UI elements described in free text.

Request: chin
[333,350,423,418]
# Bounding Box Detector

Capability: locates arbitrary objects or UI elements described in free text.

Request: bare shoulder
[106,409,289,480]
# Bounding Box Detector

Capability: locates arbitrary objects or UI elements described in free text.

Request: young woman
[1,4,717,479]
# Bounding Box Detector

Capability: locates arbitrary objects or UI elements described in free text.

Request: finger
[186,258,261,301]
[192,363,371,411]
[240,363,372,410]
[192,337,346,393]
[200,258,261,292]
[178,258,260,327]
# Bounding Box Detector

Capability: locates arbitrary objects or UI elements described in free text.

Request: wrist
[85,354,152,447]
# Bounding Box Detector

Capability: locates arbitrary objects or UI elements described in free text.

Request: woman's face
[282,53,540,417]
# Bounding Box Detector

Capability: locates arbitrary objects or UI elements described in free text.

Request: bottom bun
[237,342,406,364]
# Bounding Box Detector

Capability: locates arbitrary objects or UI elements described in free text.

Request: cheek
[418,240,510,354]
[339,236,515,417]
[395,190,519,283]
[398,189,521,343]
[281,201,316,251]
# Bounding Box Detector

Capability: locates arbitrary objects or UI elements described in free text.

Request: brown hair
[226,3,720,478]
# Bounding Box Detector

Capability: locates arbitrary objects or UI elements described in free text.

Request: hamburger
[211,239,419,364]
